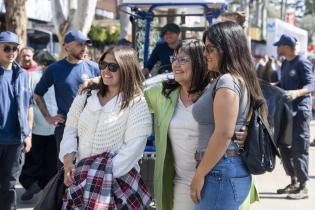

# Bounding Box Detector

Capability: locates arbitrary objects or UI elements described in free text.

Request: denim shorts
[196,156,251,210]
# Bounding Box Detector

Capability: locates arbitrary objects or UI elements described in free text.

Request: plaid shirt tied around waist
[63,152,151,210]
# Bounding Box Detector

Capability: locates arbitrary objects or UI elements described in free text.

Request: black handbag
[241,100,281,175]
[33,168,66,210]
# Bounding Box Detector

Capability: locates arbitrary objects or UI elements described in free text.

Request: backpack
[212,77,280,175]
[241,99,281,175]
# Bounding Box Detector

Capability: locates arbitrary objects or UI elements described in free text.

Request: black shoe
[287,187,308,200]
[21,182,41,201]
[310,140,315,146]
[276,183,299,194]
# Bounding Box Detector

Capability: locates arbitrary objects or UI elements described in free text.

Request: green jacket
[144,84,259,210]
[145,84,179,210]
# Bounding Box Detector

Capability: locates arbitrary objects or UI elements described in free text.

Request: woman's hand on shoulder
[77,76,100,95]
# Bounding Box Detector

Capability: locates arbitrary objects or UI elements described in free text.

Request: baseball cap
[0,31,19,45]
[64,30,91,44]
[273,34,297,48]
[160,23,181,37]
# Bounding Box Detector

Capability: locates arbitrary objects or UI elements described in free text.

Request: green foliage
[88,24,120,48]
[305,0,315,15]
[88,25,107,43]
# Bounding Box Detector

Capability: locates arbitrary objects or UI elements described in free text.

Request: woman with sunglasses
[144,39,254,210]
[59,46,152,209]
[190,21,267,210]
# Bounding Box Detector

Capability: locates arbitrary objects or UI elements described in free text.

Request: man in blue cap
[34,30,99,170]
[143,23,181,77]
[274,34,314,199]
[0,31,33,210]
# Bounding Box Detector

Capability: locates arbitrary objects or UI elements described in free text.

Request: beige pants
[173,180,195,210]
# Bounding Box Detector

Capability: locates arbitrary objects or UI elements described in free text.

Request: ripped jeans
[196,156,251,210]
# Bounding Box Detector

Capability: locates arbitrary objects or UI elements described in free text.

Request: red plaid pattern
[63,152,151,210]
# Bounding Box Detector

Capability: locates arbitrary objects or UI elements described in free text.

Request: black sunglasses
[205,44,217,54]
[99,60,119,72]
[3,46,18,53]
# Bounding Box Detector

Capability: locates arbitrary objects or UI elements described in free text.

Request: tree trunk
[4,0,27,47]
[281,0,288,20]
[261,0,268,39]
[118,0,131,40]
[51,0,97,58]
[72,0,97,35]
[240,0,251,47]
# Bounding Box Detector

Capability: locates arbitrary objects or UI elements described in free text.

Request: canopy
[118,0,228,65]
[119,0,227,14]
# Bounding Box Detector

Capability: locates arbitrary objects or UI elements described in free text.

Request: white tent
[266,18,308,57]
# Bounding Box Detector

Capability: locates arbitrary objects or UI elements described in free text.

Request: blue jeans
[196,156,251,210]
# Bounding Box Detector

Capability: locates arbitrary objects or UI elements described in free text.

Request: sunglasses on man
[2,46,19,53]
[99,60,119,72]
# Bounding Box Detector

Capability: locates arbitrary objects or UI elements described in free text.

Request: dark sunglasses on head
[99,60,119,72]
[3,46,18,53]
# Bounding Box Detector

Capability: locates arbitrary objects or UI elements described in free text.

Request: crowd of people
[0,18,314,210]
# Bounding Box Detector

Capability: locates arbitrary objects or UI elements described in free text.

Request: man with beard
[19,47,38,72]
[34,30,99,169]
[274,34,314,200]
[142,23,181,77]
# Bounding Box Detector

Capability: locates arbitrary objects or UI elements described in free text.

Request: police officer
[274,34,314,199]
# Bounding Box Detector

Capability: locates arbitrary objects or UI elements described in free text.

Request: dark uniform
[279,55,313,186]
[144,23,180,75]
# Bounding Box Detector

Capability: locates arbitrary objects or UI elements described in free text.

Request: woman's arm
[113,97,152,178]
[59,94,86,186]
[59,126,78,162]
[60,126,78,187]
[112,135,147,178]
[191,87,240,203]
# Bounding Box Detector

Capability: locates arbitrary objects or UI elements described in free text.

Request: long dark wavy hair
[162,39,211,98]
[203,21,268,119]
[98,46,144,110]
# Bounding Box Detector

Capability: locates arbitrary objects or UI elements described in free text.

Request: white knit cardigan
[59,90,152,177]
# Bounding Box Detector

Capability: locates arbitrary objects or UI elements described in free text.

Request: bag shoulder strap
[245,108,253,126]
[211,77,220,99]
[245,98,265,125]
[83,89,92,108]
[76,89,92,153]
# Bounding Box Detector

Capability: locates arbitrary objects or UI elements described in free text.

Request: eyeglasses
[2,46,18,53]
[99,60,119,72]
[205,44,217,54]
[170,56,190,65]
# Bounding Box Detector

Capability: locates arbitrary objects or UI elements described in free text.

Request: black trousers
[0,144,23,210]
[279,110,311,184]
[19,134,57,189]
[54,124,65,170]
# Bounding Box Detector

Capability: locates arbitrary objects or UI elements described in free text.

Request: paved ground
[17,123,315,210]
[250,148,315,210]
